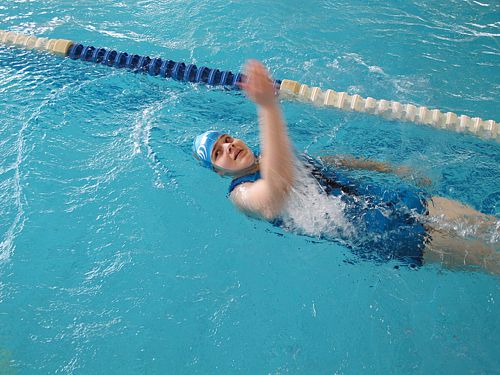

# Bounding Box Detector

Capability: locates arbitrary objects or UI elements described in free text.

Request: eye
[225,136,231,143]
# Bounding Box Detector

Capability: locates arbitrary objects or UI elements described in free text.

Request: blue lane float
[67,43,281,90]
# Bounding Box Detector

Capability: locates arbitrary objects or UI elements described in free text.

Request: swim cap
[192,130,223,169]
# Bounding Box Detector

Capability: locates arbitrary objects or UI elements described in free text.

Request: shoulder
[228,171,262,195]
[229,180,280,220]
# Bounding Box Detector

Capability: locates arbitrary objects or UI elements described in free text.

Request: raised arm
[231,60,294,219]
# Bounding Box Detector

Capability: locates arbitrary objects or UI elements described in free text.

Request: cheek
[241,152,255,167]
[215,156,237,170]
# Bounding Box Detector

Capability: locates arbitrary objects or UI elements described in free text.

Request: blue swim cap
[192,130,223,169]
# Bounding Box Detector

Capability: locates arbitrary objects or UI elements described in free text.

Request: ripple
[0,2,499,373]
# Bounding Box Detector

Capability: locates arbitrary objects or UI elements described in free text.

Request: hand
[238,60,277,108]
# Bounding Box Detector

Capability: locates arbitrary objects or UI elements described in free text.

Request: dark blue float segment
[207,69,220,85]
[233,73,242,86]
[102,49,117,66]
[195,66,209,83]
[68,43,245,89]
[184,64,196,82]
[91,47,106,63]
[115,52,128,68]
[220,71,229,85]
[160,60,175,77]
[137,56,151,71]
[125,54,140,69]
[148,58,162,76]
[68,43,84,59]
[80,46,95,61]
[171,62,186,80]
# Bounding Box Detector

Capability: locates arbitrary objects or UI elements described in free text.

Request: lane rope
[1,29,497,141]
[279,80,498,141]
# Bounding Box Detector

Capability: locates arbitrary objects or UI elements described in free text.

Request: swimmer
[193,60,499,274]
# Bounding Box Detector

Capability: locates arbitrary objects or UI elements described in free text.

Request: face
[211,134,256,173]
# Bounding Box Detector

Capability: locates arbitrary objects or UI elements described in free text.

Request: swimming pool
[1,0,499,373]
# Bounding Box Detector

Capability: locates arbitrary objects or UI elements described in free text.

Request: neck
[233,162,260,179]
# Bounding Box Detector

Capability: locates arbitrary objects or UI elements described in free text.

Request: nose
[223,141,234,155]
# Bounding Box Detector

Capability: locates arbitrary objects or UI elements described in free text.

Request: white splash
[279,160,353,241]
[130,100,174,189]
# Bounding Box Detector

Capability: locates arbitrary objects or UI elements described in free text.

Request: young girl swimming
[193,60,499,273]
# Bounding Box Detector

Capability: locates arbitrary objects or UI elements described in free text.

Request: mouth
[234,149,242,160]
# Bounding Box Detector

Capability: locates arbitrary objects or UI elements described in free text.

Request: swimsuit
[228,158,429,267]
[228,171,261,194]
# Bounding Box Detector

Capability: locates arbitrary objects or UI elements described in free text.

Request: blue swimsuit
[228,159,429,267]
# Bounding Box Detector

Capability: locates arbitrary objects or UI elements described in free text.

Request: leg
[424,228,500,274]
[424,197,499,274]
[427,197,498,242]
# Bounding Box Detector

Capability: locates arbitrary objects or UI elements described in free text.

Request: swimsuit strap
[228,171,261,195]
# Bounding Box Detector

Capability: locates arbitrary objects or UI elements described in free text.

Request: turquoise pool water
[1,0,499,373]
